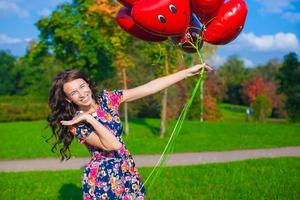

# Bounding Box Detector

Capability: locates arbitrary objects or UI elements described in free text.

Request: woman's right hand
[60,112,92,126]
[185,63,214,78]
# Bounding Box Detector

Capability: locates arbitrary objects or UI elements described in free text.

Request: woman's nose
[78,90,85,97]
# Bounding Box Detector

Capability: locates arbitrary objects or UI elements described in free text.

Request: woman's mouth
[81,96,89,103]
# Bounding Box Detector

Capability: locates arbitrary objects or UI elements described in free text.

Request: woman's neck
[78,99,98,114]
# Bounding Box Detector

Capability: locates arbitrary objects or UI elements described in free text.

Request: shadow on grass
[129,118,161,136]
[58,183,82,200]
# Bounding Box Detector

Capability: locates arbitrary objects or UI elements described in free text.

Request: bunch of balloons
[116,0,248,53]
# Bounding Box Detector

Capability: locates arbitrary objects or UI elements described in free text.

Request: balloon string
[139,35,206,193]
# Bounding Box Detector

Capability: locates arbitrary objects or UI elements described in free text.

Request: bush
[0,96,49,122]
[251,95,272,122]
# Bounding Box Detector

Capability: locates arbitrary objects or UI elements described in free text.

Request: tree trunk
[122,68,129,135]
[160,55,169,138]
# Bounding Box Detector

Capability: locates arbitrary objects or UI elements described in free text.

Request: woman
[47,63,212,200]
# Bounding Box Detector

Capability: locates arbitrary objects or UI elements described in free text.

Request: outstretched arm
[121,63,213,103]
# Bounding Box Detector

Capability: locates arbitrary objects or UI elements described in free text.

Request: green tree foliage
[124,41,181,119]
[251,95,272,122]
[251,60,286,118]
[15,55,66,98]
[255,59,281,82]
[217,55,250,104]
[276,52,300,121]
[34,0,115,82]
[0,50,18,95]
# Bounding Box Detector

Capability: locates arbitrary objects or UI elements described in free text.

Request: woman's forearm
[147,69,188,94]
[122,64,211,102]
[87,117,122,151]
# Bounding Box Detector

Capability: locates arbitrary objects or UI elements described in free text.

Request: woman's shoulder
[98,89,123,110]
[98,89,123,99]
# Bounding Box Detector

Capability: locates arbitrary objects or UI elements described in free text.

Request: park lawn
[219,103,287,123]
[219,103,248,122]
[0,157,299,199]
[0,119,300,160]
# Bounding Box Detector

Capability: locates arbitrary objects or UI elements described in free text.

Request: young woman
[47,63,212,200]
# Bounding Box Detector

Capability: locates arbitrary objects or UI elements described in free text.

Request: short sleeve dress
[69,90,146,200]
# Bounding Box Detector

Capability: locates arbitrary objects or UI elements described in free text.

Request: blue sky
[0,0,299,67]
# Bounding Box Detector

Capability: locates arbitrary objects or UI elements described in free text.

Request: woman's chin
[77,100,91,107]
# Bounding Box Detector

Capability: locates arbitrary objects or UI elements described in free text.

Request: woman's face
[63,78,93,108]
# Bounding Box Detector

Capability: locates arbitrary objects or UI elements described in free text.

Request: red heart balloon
[171,13,203,53]
[117,0,139,8]
[131,0,191,36]
[116,7,168,42]
[203,0,248,45]
[191,0,224,25]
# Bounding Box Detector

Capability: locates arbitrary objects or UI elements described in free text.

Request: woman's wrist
[181,68,189,79]
[85,114,95,124]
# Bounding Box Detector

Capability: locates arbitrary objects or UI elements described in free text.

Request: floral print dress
[69,90,146,200]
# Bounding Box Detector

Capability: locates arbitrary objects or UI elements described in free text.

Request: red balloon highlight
[202,0,248,45]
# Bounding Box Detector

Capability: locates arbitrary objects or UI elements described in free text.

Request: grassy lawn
[1,118,300,160]
[219,103,248,122]
[0,157,299,199]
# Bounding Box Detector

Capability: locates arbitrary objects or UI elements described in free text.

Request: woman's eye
[80,84,85,88]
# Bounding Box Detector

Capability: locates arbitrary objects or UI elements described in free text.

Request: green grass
[219,103,248,122]
[219,103,287,123]
[0,157,299,199]
[1,119,300,159]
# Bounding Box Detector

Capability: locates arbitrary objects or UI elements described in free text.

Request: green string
[139,34,206,193]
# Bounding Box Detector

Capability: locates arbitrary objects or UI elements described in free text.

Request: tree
[34,0,116,82]
[140,41,181,138]
[255,59,281,82]
[277,52,300,121]
[0,50,17,95]
[205,72,226,102]
[242,76,267,105]
[253,59,286,118]
[89,0,136,135]
[217,55,249,104]
[15,55,66,98]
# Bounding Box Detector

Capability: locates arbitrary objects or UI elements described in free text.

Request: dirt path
[0,146,299,172]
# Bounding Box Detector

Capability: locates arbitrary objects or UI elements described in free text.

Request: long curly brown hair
[46,69,100,161]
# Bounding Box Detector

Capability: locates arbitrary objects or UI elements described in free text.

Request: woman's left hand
[60,112,92,126]
[185,63,214,78]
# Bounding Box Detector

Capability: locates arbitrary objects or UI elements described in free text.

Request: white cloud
[0,34,31,44]
[24,38,32,43]
[0,0,29,18]
[37,8,52,17]
[282,12,300,23]
[206,54,254,68]
[225,32,299,53]
[255,0,297,14]
[255,0,300,23]
[241,57,254,68]
[206,55,227,67]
